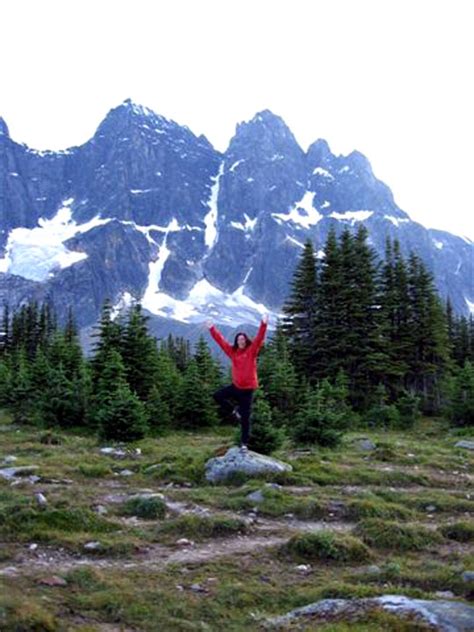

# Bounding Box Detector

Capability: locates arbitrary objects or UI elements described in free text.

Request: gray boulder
[455,440,474,451]
[205,447,292,484]
[0,466,39,480]
[264,595,474,631]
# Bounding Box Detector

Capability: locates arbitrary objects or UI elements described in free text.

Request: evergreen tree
[281,239,318,377]
[177,358,218,428]
[292,372,350,447]
[443,360,474,427]
[93,349,148,441]
[314,228,345,380]
[90,299,125,385]
[258,324,298,425]
[121,303,160,401]
[247,390,285,455]
[194,336,222,392]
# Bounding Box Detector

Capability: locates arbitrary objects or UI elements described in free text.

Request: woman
[207,314,268,452]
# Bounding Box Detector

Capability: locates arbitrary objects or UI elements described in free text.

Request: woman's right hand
[205,319,213,329]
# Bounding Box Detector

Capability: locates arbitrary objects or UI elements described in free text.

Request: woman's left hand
[262,313,269,324]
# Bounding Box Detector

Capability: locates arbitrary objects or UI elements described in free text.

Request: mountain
[0,100,472,338]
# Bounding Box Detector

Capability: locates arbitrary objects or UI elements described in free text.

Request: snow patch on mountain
[384,215,410,227]
[272,191,322,229]
[329,210,374,223]
[312,167,334,179]
[230,214,257,231]
[466,298,474,315]
[0,202,111,281]
[141,218,180,311]
[141,276,274,326]
[203,163,224,249]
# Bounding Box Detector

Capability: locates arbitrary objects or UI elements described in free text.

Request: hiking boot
[239,444,249,454]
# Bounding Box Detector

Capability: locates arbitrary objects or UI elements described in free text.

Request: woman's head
[233,332,252,350]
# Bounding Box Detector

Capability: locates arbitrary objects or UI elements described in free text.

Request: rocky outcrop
[205,447,292,483]
[264,594,474,631]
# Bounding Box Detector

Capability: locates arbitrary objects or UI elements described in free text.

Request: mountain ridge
[0,100,472,335]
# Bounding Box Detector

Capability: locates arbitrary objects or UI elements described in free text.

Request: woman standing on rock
[206,315,268,452]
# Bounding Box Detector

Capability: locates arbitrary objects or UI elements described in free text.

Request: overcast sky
[2,0,473,240]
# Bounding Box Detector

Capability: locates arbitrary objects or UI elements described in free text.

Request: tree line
[0,225,472,451]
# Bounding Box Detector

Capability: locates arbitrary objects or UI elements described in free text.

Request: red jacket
[210,321,268,390]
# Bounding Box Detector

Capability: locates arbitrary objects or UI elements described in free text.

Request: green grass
[281,530,372,564]
[156,513,249,543]
[0,410,473,630]
[439,520,474,542]
[355,519,444,551]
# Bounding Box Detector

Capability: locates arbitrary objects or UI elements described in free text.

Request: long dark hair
[233,332,252,350]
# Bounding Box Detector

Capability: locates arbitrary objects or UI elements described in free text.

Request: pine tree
[314,228,345,380]
[443,360,474,427]
[258,324,298,425]
[177,359,218,428]
[292,372,350,447]
[194,336,222,392]
[121,303,160,401]
[247,390,285,455]
[281,239,318,377]
[93,349,148,441]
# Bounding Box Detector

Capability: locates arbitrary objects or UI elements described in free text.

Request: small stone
[353,438,376,451]
[284,513,294,519]
[176,538,194,547]
[425,505,437,512]
[455,440,474,450]
[462,571,474,583]
[35,492,48,507]
[92,504,108,515]
[0,566,18,576]
[246,490,265,503]
[39,575,67,587]
[135,448,142,455]
[3,455,17,464]
[190,583,206,593]
[29,543,38,551]
[295,564,311,573]
[265,482,282,490]
[176,584,184,591]
[83,541,102,551]
[119,469,134,476]
[435,591,455,599]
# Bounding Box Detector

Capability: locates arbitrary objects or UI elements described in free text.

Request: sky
[1,0,473,240]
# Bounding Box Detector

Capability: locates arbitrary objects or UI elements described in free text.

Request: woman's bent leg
[213,384,237,417]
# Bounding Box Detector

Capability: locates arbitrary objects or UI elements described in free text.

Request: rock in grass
[264,595,474,630]
[35,492,48,507]
[205,447,292,484]
[462,571,474,584]
[3,456,17,464]
[353,438,376,451]
[246,490,265,503]
[0,466,40,480]
[39,575,67,587]
[455,440,474,451]
[83,541,103,552]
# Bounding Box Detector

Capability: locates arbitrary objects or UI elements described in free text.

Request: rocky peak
[0,116,10,138]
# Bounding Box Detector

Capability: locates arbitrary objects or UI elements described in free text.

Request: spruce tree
[247,390,285,455]
[121,303,159,401]
[177,358,218,428]
[281,239,318,377]
[94,349,148,441]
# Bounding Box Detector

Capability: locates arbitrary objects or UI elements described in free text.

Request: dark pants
[213,384,254,445]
